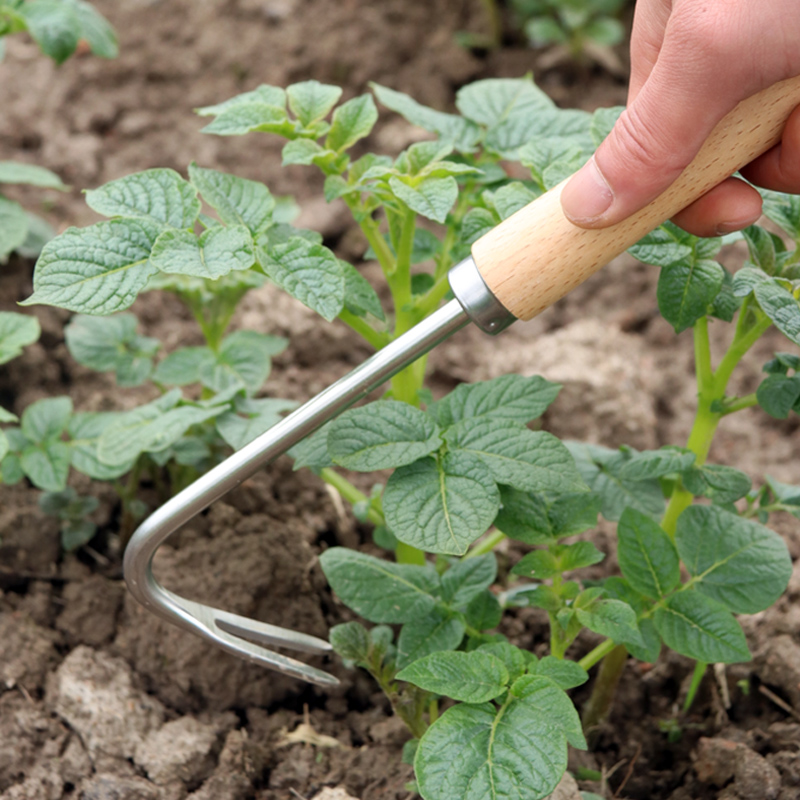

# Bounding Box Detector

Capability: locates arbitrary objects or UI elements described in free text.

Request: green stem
[338,309,390,350]
[721,393,759,415]
[396,541,426,566]
[319,468,384,526]
[578,638,617,672]
[479,0,502,47]
[683,661,707,713]
[462,529,507,559]
[581,643,629,737]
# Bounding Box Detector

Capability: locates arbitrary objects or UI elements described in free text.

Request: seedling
[24,78,799,799]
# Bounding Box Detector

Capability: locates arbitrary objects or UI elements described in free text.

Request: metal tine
[123,298,472,685]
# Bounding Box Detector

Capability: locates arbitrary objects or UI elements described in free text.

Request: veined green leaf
[465,590,502,630]
[319,547,440,623]
[590,105,624,147]
[676,504,792,614]
[617,507,680,599]
[576,598,644,648]
[757,373,800,416]
[761,188,800,240]
[429,374,560,428]
[289,423,333,473]
[477,642,526,681]
[370,83,481,152]
[617,447,696,480]
[327,400,440,472]
[628,223,694,268]
[388,176,458,224]
[383,452,501,556]
[188,163,275,234]
[24,219,161,314]
[657,258,724,333]
[21,440,71,491]
[326,94,378,153]
[732,266,772,297]
[494,488,601,544]
[21,396,72,442]
[287,80,342,126]
[396,607,466,670]
[440,553,497,607]
[446,420,585,494]
[72,0,117,59]
[152,347,213,386]
[0,196,29,259]
[215,397,297,450]
[566,441,665,521]
[654,591,750,663]
[0,312,40,365]
[329,621,370,663]
[682,464,751,504]
[0,161,66,189]
[200,102,296,137]
[527,656,588,690]
[86,169,200,230]
[755,281,800,346]
[396,650,509,703]
[258,236,344,322]
[196,85,287,117]
[64,313,158,387]
[68,411,134,480]
[150,224,254,280]
[341,261,384,320]
[20,0,80,63]
[487,182,538,220]
[199,329,285,395]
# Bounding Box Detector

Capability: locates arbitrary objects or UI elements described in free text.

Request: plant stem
[479,0,502,48]
[579,638,617,672]
[683,661,707,712]
[462,529,507,559]
[581,643,628,737]
[320,468,384,526]
[338,309,390,350]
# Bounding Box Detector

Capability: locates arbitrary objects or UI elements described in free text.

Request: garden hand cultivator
[124,77,800,687]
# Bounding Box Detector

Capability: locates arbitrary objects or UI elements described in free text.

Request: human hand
[561,0,800,237]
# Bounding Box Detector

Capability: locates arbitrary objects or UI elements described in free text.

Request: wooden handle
[471,76,800,321]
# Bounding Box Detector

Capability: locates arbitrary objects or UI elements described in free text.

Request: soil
[1,2,799,800]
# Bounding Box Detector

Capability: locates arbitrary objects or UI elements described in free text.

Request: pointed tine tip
[215,614,333,655]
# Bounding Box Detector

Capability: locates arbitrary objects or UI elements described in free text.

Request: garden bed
[0,2,799,799]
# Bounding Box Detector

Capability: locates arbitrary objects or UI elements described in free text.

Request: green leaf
[761,188,800,240]
[566,442,665,521]
[21,440,71,491]
[383,452,501,556]
[64,313,158,387]
[682,464,752,504]
[258,236,345,322]
[576,598,645,648]
[24,219,161,314]
[475,642,526,681]
[86,169,200,230]
[327,400,441,472]
[200,330,285,395]
[281,139,334,167]
[754,281,800,346]
[465,590,503,630]
[196,85,287,118]
[150,224,254,280]
[21,396,72,442]
[676,504,792,614]
[396,650,509,703]
[329,621,370,663]
[0,430,7,463]
[628,224,694,268]
[528,656,588,690]
[388,176,458,224]
[486,182,539,220]
[0,196,29,259]
[559,541,605,571]
[188,163,274,234]
[415,692,573,800]
[617,508,680,599]
[370,83,480,152]
[200,103,295,137]
[396,607,466,670]
[287,80,342,126]
[494,488,601,544]
[97,402,221,466]
[68,411,134,480]
[585,16,624,45]
[446,421,585,494]
[441,553,497,607]
[72,0,117,58]
[319,547,439,624]
[742,225,779,274]
[0,161,66,189]
[429,375,561,428]
[289,424,333,473]
[20,0,80,63]
[617,447,696,480]
[0,312,40,365]
[524,16,568,45]
[765,474,800,517]
[732,266,771,297]
[215,397,297,450]
[325,94,378,153]
[654,591,750,663]
[340,261,385,320]
[657,258,724,333]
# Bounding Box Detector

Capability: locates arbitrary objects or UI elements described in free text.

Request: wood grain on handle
[471,76,800,321]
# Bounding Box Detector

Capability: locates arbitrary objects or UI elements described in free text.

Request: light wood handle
[471,76,800,321]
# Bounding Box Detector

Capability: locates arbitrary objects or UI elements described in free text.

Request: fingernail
[715,214,761,236]
[562,157,614,224]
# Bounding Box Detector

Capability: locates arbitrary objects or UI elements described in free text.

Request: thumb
[561,47,748,228]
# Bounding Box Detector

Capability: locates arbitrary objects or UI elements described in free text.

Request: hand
[561,0,800,237]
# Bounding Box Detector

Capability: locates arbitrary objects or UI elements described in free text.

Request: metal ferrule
[448,255,516,335]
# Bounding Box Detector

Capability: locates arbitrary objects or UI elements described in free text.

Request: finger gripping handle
[471,76,800,321]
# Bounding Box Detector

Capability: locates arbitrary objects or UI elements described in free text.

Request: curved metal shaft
[123,255,515,686]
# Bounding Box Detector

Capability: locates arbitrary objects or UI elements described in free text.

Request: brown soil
[1,2,799,800]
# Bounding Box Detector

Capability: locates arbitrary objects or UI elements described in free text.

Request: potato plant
[22,77,800,799]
